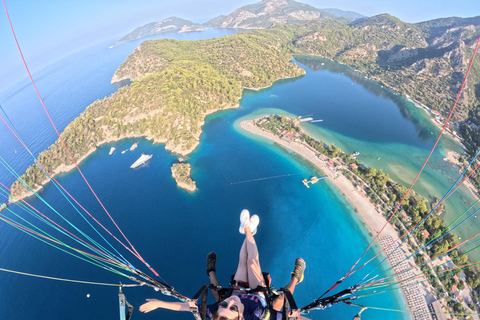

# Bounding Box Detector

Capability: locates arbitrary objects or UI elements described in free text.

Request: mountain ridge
[204,0,342,29]
[116,0,361,44]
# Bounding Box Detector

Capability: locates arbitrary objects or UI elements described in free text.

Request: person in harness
[139,209,306,320]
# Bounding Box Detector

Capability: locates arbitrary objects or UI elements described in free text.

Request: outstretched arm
[139,299,196,313]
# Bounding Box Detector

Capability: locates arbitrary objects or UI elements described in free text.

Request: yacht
[130,154,152,169]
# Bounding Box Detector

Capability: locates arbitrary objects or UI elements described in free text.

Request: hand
[139,299,195,313]
[139,299,163,313]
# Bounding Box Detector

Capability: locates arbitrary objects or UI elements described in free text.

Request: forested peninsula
[10,16,480,199]
[9,28,304,199]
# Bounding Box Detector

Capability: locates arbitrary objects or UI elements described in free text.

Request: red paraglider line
[2,0,158,277]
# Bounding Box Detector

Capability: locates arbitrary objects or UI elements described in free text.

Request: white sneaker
[239,209,250,234]
[249,215,259,236]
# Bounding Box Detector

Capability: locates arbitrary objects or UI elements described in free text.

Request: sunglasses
[219,300,239,313]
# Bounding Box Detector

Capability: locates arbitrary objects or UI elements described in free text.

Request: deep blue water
[1,28,474,320]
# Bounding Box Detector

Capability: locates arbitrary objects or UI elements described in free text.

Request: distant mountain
[117,17,204,44]
[320,8,365,21]
[416,16,480,40]
[116,0,364,44]
[204,0,340,29]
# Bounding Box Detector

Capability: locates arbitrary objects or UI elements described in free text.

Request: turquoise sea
[0,29,476,320]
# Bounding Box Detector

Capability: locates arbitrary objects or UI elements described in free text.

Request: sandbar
[239,119,435,319]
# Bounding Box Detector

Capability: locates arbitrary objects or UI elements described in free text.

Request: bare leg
[244,226,266,289]
[273,258,305,311]
[208,270,221,301]
[233,238,248,283]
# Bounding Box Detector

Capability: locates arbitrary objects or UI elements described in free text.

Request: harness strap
[119,287,133,320]
[200,287,208,320]
[281,288,299,320]
[257,287,298,320]
[190,285,211,320]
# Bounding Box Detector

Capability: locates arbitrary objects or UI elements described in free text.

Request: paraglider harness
[119,286,134,320]
[189,272,300,320]
[120,268,366,320]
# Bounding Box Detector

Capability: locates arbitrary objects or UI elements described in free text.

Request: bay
[1,30,473,320]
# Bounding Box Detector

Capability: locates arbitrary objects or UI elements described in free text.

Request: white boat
[109,147,116,155]
[130,142,139,151]
[121,149,127,154]
[302,176,326,188]
[298,117,313,122]
[130,154,152,169]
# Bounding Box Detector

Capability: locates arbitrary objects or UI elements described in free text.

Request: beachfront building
[279,130,298,142]
[452,284,462,301]
[401,211,411,221]
[429,300,447,320]
[421,229,430,239]
[431,110,443,119]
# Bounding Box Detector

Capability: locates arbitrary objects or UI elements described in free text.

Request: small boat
[121,149,127,154]
[109,147,116,155]
[130,154,152,169]
[130,142,139,151]
[298,117,313,122]
[377,157,381,160]
[302,179,310,188]
[302,176,326,188]
[311,119,323,122]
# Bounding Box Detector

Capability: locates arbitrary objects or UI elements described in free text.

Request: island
[241,115,480,318]
[116,17,205,44]
[171,162,197,192]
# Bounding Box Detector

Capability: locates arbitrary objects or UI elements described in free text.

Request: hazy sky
[1,0,479,86]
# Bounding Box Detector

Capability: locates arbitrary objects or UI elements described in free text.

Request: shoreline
[7,103,242,204]
[445,151,479,199]
[239,119,434,320]
[239,119,399,236]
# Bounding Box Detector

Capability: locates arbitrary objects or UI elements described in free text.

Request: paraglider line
[230,173,303,185]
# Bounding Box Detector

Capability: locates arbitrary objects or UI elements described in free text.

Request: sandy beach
[445,151,480,199]
[240,119,435,320]
[240,119,399,237]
